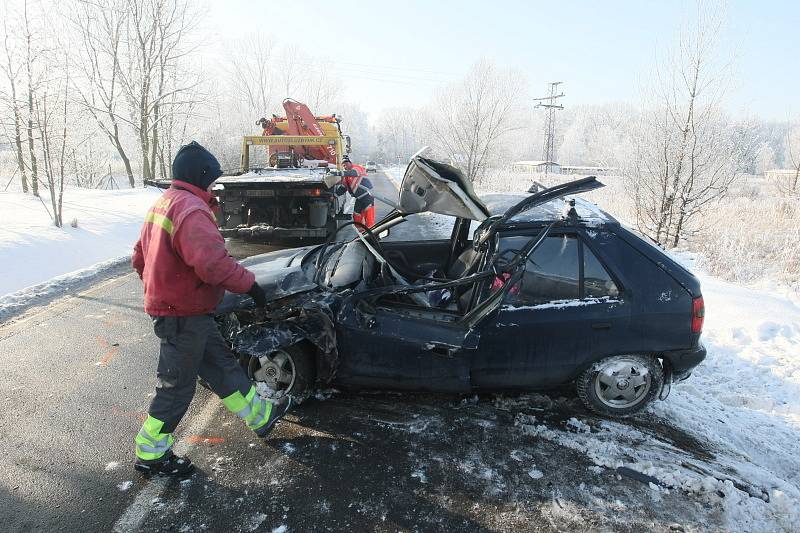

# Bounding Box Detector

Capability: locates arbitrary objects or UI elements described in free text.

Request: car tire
[576,354,663,417]
[248,342,316,404]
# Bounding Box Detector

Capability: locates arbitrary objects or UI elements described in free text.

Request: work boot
[134,452,194,477]
[254,395,293,438]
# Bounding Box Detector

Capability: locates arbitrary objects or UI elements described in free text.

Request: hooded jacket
[132,180,255,316]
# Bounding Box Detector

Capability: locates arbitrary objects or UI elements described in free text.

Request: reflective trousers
[135,314,273,461]
[353,202,375,229]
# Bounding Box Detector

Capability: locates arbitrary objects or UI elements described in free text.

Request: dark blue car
[217,156,706,417]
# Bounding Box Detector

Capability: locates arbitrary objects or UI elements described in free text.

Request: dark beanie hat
[172,141,222,189]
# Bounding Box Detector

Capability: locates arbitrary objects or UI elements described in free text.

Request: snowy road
[0,172,398,532]
[1,171,798,532]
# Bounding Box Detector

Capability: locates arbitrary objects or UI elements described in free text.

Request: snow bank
[506,255,800,532]
[0,187,160,298]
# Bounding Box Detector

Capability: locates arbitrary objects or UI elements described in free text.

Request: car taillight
[691,296,705,333]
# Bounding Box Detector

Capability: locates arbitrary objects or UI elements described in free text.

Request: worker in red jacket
[131,141,291,476]
[336,155,375,229]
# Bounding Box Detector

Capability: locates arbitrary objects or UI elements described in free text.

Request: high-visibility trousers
[353,198,375,230]
[135,315,274,462]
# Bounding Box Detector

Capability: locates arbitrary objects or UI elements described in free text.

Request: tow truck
[146,98,352,243]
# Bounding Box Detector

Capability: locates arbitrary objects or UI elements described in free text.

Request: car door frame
[469,226,631,389]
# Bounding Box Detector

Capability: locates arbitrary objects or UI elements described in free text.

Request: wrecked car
[215,156,707,417]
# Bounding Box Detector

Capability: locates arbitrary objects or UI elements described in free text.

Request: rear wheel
[248,342,316,403]
[577,354,663,417]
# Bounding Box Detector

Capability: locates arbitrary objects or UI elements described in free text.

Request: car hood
[215,246,317,314]
[399,157,490,221]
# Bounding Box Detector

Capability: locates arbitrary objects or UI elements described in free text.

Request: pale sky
[207,0,798,120]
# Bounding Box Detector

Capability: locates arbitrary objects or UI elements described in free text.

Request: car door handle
[425,343,459,358]
[592,322,612,330]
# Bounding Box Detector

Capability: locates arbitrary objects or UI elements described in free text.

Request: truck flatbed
[217,168,330,185]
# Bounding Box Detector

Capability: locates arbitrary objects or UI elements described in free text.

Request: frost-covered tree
[0,3,30,193]
[72,0,137,187]
[780,123,800,197]
[375,107,421,164]
[629,4,753,247]
[116,0,202,183]
[423,60,524,183]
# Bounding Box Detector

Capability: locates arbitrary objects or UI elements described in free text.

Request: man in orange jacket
[336,155,375,229]
[131,141,291,476]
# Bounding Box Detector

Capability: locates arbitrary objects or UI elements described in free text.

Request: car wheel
[576,354,663,417]
[248,342,316,403]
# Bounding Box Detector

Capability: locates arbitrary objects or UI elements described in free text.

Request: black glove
[247,282,267,308]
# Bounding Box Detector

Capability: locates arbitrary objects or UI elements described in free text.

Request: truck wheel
[248,342,316,403]
[576,354,663,417]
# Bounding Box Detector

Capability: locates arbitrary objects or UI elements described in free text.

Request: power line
[207,51,453,85]
[533,81,564,177]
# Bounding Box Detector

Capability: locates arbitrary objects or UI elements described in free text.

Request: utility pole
[533,82,564,176]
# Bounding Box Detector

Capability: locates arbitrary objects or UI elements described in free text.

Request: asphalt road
[0,170,719,532]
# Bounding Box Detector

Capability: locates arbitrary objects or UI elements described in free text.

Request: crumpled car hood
[399,157,490,221]
[215,246,318,314]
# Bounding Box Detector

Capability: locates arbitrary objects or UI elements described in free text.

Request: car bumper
[662,342,706,381]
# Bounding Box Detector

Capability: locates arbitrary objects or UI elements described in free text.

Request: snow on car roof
[481,193,614,225]
[217,167,329,184]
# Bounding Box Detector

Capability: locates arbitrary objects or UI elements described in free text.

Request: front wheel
[576,354,663,417]
[248,343,316,403]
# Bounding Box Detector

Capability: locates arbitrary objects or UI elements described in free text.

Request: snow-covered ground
[0,187,159,298]
[507,253,800,531]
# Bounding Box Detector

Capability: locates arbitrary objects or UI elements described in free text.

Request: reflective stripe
[236,404,252,419]
[137,443,169,454]
[348,174,364,194]
[144,211,174,235]
[249,400,272,430]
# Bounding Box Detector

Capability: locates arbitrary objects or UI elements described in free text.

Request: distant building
[511,161,617,176]
[560,165,616,176]
[510,160,561,174]
[765,169,800,180]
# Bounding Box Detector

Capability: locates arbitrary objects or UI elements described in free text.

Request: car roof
[481,193,617,227]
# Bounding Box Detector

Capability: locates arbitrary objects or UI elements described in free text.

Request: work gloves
[247,282,267,308]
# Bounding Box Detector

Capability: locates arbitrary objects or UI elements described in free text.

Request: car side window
[498,234,580,305]
[583,245,619,298]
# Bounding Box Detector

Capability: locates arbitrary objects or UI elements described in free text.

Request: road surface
[0,170,720,532]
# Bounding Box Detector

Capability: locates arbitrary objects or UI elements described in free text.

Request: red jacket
[132,180,255,316]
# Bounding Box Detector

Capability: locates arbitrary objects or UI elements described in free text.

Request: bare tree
[629,4,751,247]
[779,123,800,197]
[23,0,41,196]
[376,107,421,163]
[72,0,136,187]
[227,33,275,116]
[34,64,69,227]
[424,60,523,183]
[117,0,199,183]
[0,7,30,193]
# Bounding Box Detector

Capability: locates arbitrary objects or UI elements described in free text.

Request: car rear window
[584,246,619,298]
[496,233,619,305]
[499,235,580,304]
